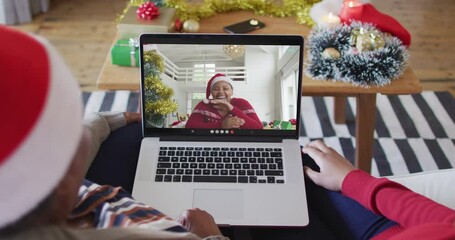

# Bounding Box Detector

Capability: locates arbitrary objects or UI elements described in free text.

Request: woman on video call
[186,73,263,129]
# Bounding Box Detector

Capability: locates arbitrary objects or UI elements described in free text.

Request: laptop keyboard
[154,146,285,184]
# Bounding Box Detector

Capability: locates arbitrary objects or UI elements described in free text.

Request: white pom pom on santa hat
[205,73,234,99]
[0,26,83,228]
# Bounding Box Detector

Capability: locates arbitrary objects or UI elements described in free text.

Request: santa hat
[206,73,234,99]
[0,26,83,228]
[340,3,411,46]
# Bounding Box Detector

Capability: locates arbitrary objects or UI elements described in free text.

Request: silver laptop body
[133,33,308,227]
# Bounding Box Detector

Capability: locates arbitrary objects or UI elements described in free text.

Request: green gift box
[272,120,293,130]
[111,39,139,67]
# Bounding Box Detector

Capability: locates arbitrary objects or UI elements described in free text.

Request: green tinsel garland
[143,50,178,127]
[129,0,318,26]
[306,22,409,87]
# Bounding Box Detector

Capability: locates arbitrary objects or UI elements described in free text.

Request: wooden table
[97,11,422,173]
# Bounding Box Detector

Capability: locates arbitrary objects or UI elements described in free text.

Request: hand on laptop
[123,112,141,124]
[302,140,357,191]
[176,208,223,238]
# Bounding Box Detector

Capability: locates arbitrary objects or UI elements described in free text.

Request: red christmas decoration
[136,2,160,20]
[171,121,181,126]
[340,3,411,46]
[174,19,183,32]
[289,119,297,125]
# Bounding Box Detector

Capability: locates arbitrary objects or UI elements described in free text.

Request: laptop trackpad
[193,189,244,220]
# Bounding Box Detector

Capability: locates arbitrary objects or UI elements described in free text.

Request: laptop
[132,33,308,227]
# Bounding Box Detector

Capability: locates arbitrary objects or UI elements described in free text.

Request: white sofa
[387,169,455,210]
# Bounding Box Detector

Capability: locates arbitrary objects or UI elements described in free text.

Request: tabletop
[97,11,421,96]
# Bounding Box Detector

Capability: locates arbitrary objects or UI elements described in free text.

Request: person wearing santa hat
[185,73,263,129]
[2,25,453,240]
[0,26,227,239]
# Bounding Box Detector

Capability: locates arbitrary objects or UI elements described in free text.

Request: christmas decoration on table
[350,27,385,52]
[136,1,160,20]
[174,18,183,32]
[164,0,318,26]
[339,0,364,23]
[345,3,411,46]
[309,0,411,46]
[310,0,369,27]
[319,12,341,28]
[117,4,177,38]
[182,19,200,33]
[305,22,409,87]
[111,38,140,67]
[143,50,178,127]
[130,0,166,8]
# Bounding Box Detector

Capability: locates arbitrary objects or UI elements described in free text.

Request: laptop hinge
[157,135,294,143]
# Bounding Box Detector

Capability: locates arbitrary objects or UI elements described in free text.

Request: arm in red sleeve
[229,98,263,129]
[186,102,222,129]
[342,170,455,229]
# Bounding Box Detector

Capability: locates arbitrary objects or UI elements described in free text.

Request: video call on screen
[142,43,301,132]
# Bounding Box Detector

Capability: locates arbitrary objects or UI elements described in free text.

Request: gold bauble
[183,19,200,33]
[350,28,386,52]
[321,47,341,60]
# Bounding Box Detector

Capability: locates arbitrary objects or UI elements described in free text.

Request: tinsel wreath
[305,22,409,87]
[143,50,178,127]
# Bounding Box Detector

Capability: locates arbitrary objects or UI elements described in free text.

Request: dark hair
[0,192,55,236]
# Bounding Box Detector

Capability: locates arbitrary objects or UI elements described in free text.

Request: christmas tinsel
[143,50,178,127]
[127,0,317,26]
[306,22,409,87]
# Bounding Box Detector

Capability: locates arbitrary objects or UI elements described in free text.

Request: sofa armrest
[387,169,455,210]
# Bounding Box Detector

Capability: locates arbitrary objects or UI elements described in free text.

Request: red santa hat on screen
[205,73,234,99]
[0,26,83,228]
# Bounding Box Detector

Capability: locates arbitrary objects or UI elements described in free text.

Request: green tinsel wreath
[305,22,409,87]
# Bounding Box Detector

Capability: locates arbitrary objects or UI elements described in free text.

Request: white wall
[236,46,277,123]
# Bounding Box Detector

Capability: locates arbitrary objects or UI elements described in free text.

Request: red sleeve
[230,98,263,129]
[185,102,221,129]
[342,170,455,229]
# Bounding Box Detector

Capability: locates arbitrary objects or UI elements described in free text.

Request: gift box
[118,6,176,38]
[111,39,140,67]
[272,120,294,130]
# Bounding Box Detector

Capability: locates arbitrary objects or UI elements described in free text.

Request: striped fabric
[69,180,188,232]
[82,91,455,177]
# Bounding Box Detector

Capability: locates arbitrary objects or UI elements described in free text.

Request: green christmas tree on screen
[143,50,177,127]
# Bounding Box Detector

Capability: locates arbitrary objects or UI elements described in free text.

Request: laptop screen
[140,34,303,140]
